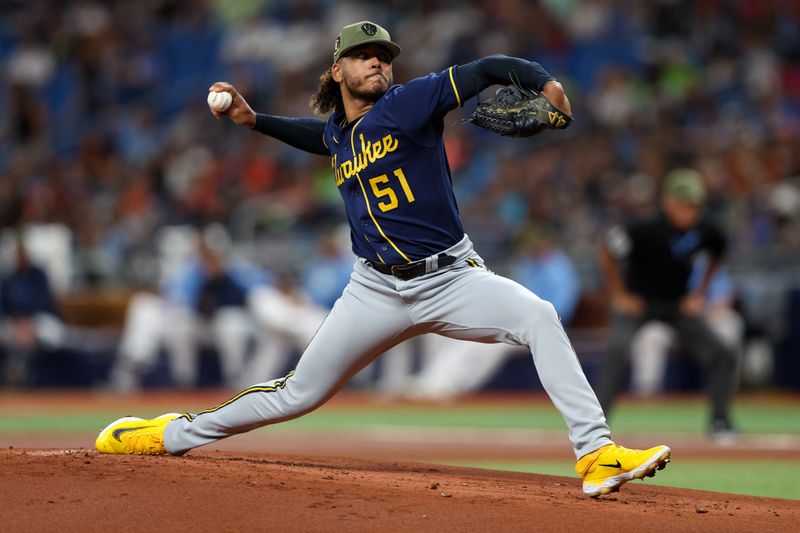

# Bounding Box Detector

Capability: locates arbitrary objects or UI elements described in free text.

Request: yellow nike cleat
[96,413,181,455]
[576,443,671,497]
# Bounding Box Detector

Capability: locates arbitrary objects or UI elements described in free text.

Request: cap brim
[338,40,402,61]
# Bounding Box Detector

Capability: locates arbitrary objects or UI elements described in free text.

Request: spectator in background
[234,228,352,387]
[597,169,739,440]
[0,231,65,386]
[300,227,354,309]
[8,83,47,151]
[510,226,581,325]
[6,26,53,153]
[243,273,329,388]
[109,225,271,391]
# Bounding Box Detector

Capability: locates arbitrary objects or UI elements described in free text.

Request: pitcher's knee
[277,377,330,416]
[528,297,559,323]
[513,298,562,343]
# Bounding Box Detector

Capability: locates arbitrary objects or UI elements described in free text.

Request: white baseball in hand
[207,90,233,112]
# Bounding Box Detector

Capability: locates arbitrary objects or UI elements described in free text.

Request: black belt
[365,253,456,280]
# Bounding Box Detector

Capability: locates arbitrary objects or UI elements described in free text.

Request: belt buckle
[391,263,418,280]
[390,264,407,279]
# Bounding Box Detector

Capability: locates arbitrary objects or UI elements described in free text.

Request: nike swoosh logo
[113,425,156,442]
[598,460,622,468]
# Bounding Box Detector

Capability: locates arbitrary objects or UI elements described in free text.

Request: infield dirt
[2,448,797,532]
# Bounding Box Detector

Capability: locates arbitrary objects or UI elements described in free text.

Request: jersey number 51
[368,168,416,213]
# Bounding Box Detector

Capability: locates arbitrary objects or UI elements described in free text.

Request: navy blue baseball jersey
[323,67,464,264]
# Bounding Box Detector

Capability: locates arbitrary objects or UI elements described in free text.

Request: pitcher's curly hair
[309,68,342,115]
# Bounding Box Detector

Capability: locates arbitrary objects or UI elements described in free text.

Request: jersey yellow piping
[364,234,386,264]
[448,66,462,108]
[351,117,412,263]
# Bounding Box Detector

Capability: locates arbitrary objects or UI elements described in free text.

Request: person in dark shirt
[194,238,248,320]
[0,254,57,318]
[598,169,738,439]
[0,233,65,386]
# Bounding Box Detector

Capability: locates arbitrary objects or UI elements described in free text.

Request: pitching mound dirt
[2,449,796,532]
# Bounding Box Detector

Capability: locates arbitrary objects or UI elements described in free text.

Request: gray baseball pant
[164,235,613,458]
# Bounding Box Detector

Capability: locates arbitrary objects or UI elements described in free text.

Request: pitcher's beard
[346,73,392,102]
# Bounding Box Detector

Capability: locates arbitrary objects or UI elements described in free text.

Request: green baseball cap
[664,168,706,205]
[333,21,401,63]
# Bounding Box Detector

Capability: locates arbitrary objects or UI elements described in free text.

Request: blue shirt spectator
[301,232,354,309]
[509,230,581,324]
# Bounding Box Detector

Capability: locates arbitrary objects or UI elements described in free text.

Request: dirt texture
[2,448,798,533]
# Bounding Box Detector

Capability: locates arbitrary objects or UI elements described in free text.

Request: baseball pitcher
[96,21,670,498]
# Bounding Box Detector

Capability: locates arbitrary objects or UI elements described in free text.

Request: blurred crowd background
[1,0,799,394]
